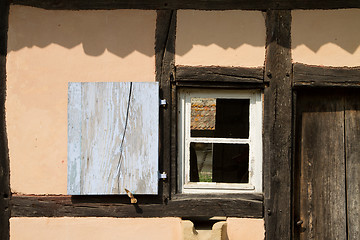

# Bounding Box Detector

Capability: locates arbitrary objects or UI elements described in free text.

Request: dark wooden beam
[11,195,263,218]
[0,0,10,239]
[155,10,177,198]
[156,10,176,203]
[175,82,265,89]
[10,0,360,10]
[293,63,360,88]
[263,10,292,240]
[176,66,264,84]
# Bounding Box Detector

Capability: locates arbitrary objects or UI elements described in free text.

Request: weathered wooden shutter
[67,82,159,195]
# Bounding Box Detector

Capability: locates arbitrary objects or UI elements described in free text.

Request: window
[178,89,262,193]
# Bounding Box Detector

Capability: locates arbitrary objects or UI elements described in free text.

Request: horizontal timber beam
[10,0,360,10]
[293,63,360,88]
[11,195,263,218]
[175,66,264,87]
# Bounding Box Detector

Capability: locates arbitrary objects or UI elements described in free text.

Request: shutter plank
[68,82,159,195]
[67,83,82,194]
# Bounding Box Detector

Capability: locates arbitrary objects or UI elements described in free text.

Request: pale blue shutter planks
[67,82,159,195]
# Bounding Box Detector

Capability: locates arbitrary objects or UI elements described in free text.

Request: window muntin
[178,89,262,193]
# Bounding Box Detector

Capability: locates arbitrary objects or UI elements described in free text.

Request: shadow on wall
[176,10,266,56]
[7,6,156,58]
[9,8,268,59]
[292,10,360,54]
[8,8,360,59]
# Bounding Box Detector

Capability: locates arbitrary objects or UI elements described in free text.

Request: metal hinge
[159,99,167,106]
[158,172,167,180]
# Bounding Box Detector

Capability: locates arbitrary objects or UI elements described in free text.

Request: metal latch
[160,99,167,106]
[158,172,167,179]
[125,188,137,204]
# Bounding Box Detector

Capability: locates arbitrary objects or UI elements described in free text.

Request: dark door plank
[297,92,347,240]
[345,92,360,240]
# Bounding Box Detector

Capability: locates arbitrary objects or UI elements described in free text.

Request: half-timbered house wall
[1,1,359,240]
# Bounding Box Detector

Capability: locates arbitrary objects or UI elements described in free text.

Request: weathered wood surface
[176,66,264,84]
[0,0,10,239]
[175,83,265,89]
[10,0,360,10]
[296,92,347,240]
[154,10,178,197]
[263,10,292,240]
[345,92,360,240]
[11,195,263,218]
[170,83,177,196]
[156,10,176,201]
[68,82,159,195]
[292,90,299,240]
[293,63,360,88]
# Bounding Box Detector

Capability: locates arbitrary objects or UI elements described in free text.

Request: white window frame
[178,89,263,194]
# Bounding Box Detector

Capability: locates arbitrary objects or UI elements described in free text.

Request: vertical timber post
[0,0,10,239]
[264,10,292,240]
[156,10,176,201]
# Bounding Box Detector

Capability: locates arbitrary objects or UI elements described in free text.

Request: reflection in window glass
[190,98,249,138]
[190,142,249,183]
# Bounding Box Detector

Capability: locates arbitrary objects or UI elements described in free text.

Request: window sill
[182,182,256,194]
[172,192,263,201]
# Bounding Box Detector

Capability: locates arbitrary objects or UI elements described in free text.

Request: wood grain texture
[11,195,263,218]
[297,92,347,240]
[170,83,177,196]
[68,82,159,195]
[67,83,82,194]
[293,63,360,88]
[176,66,264,84]
[10,0,360,10]
[292,90,298,240]
[0,0,10,239]
[156,10,176,201]
[263,10,292,240]
[345,92,360,240]
[155,10,178,197]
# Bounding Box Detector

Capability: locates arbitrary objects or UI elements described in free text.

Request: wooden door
[294,89,360,240]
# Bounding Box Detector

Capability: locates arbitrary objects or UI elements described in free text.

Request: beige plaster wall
[182,218,264,240]
[176,10,266,67]
[292,9,360,67]
[6,6,156,194]
[10,217,183,240]
[10,217,264,240]
[227,218,264,240]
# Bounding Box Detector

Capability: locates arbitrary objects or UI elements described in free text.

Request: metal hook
[125,188,137,204]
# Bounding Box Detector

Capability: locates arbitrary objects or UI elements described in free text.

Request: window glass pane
[190,98,249,138]
[190,142,249,183]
